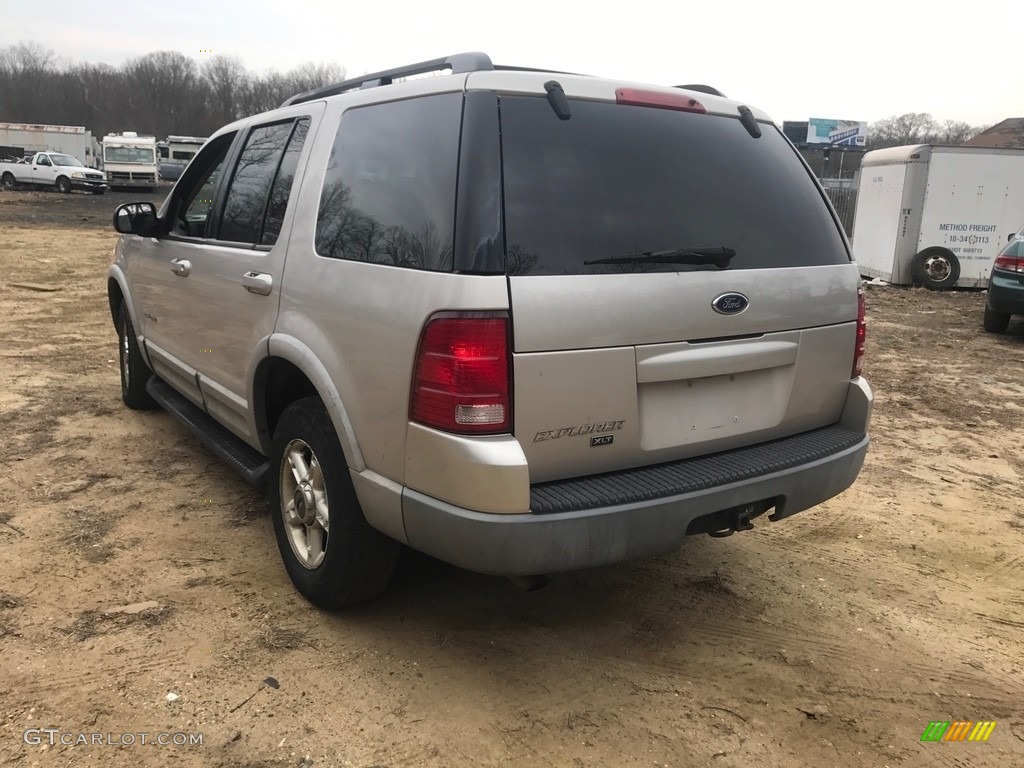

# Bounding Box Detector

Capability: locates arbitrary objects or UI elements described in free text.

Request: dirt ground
[0,187,1022,768]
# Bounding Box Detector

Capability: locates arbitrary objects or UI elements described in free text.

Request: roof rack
[281,52,494,107]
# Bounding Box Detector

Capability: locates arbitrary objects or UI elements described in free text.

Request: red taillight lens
[410,313,511,435]
[852,287,866,378]
[994,255,1024,273]
[615,87,706,114]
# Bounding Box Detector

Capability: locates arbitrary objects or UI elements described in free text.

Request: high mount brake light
[615,88,707,114]
[410,313,511,435]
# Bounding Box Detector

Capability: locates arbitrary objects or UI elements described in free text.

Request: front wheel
[270,397,398,608]
[55,176,72,194]
[118,304,157,409]
[1,172,15,191]
[911,248,960,290]
[983,305,1011,334]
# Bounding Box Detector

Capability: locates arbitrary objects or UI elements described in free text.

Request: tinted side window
[315,93,461,271]
[500,97,850,275]
[261,119,309,246]
[219,121,292,244]
[170,132,236,239]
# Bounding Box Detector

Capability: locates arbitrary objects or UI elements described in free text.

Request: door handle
[170,259,191,277]
[242,271,273,295]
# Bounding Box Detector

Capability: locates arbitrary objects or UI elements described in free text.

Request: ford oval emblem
[712,292,749,315]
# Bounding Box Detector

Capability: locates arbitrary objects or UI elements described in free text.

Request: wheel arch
[254,337,366,472]
[107,276,126,329]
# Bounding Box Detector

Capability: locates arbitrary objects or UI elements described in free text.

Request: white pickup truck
[0,151,107,194]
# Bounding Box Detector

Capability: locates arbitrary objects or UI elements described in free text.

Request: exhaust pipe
[507,574,551,592]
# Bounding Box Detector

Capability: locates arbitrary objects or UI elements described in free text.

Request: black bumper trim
[530,425,864,514]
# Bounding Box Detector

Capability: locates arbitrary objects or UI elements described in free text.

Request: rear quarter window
[315,93,461,271]
[500,96,850,276]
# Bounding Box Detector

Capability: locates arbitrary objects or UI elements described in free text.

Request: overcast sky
[4,0,1022,127]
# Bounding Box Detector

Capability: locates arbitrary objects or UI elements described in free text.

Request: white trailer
[0,122,101,168]
[102,132,158,190]
[852,144,1024,289]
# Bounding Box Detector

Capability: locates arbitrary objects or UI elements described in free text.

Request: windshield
[500,96,850,275]
[104,146,155,164]
[49,154,84,167]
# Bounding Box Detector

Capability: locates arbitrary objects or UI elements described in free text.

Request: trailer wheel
[55,176,72,194]
[1,172,15,191]
[911,248,960,290]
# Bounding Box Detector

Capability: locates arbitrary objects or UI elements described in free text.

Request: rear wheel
[911,248,960,290]
[1,172,15,191]
[270,397,399,608]
[55,176,72,194]
[983,305,1011,334]
[118,304,157,409]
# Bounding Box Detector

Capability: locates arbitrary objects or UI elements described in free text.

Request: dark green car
[984,237,1024,333]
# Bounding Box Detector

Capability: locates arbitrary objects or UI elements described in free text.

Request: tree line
[867,112,988,149]
[0,41,344,140]
[1,41,991,149]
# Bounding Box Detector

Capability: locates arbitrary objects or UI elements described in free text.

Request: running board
[146,377,269,486]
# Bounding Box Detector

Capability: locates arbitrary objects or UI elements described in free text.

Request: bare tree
[935,120,981,144]
[868,113,987,149]
[868,113,938,148]
[0,41,347,142]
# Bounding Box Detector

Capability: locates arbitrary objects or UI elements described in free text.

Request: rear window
[1001,239,1024,258]
[500,96,849,275]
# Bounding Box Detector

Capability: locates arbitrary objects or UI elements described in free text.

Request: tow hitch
[707,504,762,538]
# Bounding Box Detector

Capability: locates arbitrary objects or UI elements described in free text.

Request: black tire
[270,397,398,608]
[983,305,1011,334]
[55,176,72,194]
[911,248,960,290]
[1,172,15,191]
[117,303,157,409]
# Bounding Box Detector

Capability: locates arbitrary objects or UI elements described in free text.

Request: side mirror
[113,202,159,236]
[1010,233,1016,242]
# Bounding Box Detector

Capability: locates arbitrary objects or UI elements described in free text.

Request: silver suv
[108,53,872,607]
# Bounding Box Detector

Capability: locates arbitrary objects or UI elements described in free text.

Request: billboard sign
[807,118,868,147]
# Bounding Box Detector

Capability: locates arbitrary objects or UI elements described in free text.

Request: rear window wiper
[584,246,735,269]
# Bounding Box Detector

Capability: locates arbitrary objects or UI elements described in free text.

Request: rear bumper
[401,379,872,576]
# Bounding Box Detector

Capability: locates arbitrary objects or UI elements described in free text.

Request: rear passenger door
[190,107,321,445]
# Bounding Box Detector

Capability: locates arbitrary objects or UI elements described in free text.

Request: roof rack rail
[281,52,494,107]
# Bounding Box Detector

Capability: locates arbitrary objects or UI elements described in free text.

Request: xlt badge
[591,435,614,447]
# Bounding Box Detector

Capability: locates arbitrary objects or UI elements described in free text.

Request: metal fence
[824,187,857,238]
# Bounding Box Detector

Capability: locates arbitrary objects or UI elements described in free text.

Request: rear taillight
[410,313,511,435]
[994,255,1024,273]
[852,287,866,378]
[615,88,706,114]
